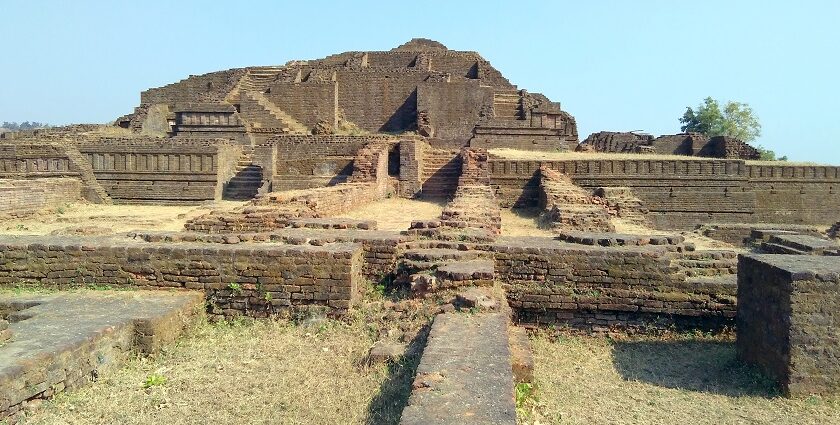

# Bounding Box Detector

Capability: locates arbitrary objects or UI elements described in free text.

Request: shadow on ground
[611,339,778,398]
[364,323,431,425]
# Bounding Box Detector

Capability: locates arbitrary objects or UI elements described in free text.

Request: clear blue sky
[1,1,838,163]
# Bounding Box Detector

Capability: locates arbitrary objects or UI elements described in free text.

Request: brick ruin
[1,38,839,422]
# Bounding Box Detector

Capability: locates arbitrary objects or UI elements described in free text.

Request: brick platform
[737,254,840,396]
[0,291,203,422]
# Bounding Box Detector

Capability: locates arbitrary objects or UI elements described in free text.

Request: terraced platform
[0,291,204,422]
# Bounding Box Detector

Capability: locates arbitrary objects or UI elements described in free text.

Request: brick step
[232,169,262,177]
[435,259,494,288]
[685,274,738,296]
[403,247,487,261]
[761,242,807,255]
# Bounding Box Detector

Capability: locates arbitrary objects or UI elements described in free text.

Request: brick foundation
[0,236,364,318]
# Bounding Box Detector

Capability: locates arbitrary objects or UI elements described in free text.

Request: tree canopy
[679,97,786,160]
[679,97,761,143]
[1,121,50,130]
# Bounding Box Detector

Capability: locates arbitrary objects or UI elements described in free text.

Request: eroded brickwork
[0,236,363,318]
[737,255,840,396]
[0,178,82,218]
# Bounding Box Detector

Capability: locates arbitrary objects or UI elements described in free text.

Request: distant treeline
[1,121,51,130]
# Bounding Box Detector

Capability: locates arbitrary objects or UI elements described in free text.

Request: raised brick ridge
[399,312,516,424]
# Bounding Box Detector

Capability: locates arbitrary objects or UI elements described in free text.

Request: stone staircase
[539,166,614,232]
[493,90,522,120]
[226,66,284,103]
[595,186,649,226]
[421,149,461,199]
[675,250,738,278]
[397,243,495,295]
[241,91,309,134]
[223,148,263,201]
[64,144,112,204]
[760,234,840,256]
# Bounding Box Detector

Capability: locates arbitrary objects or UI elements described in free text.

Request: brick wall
[495,237,736,330]
[140,68,246,105]
[737,254,840,396]
[265,80,337,128]
[267,135,397,191]
[488,157,840,229]
[334,69,427,132]
[417,80,493,144]
[0,178,83,218]
[0,236,364,318]
[77,138,232,204]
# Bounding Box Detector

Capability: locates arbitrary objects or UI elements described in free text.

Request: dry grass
[612,218,741,251]
[26,304,430,425]
[337,198,445,231]
[500,208,555,237]
[489,148,827,166]
[527,331,840,425]
[0,202,244,236]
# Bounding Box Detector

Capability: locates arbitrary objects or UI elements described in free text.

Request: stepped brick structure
[2,38,840,421]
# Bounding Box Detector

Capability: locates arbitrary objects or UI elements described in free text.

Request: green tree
[679,97,762,143]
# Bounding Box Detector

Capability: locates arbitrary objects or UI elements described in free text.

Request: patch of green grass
[227,282,243,295]
[142,373,167,389]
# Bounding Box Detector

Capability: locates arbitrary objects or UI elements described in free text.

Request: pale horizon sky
[1,1,838,163]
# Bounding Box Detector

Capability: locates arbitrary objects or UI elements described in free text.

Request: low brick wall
[494,237,736,330]
[130,228,411,283]
[0,236,364,318]
[737,254,840,396]
[0,178,83,218]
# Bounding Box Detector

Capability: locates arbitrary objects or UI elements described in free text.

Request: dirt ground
[0,201,244,236]
[525,331,840,425]
[336,198,445,231]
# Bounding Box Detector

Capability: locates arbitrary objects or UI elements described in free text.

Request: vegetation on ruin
[679,97,786,160]
[528,330,840,424]
[680,97,761,143]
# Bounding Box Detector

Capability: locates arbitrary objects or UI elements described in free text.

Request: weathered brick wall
[489,158,840,229]
[215,143,244,199]
[580,131,654,153]
[737,254,840,396]
[0,178,83,218]
[140,68,246,105]
[265,80,337,128]
[268,135,397,191]
[650,133,706,155]
[398,138,425,197]
[495,237,736,330]
[130,228,410,284]
[0,236,364,317]
[747,164,840,225]
[334,68,427,132]
[77,138,231,204]
[417,80,493,144]
[1,144,71,175]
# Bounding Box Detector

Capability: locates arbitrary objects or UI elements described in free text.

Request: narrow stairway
[242,91,309,134]
[421,149,461,199]
[223,148,263,201]
[492,90,522,120]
